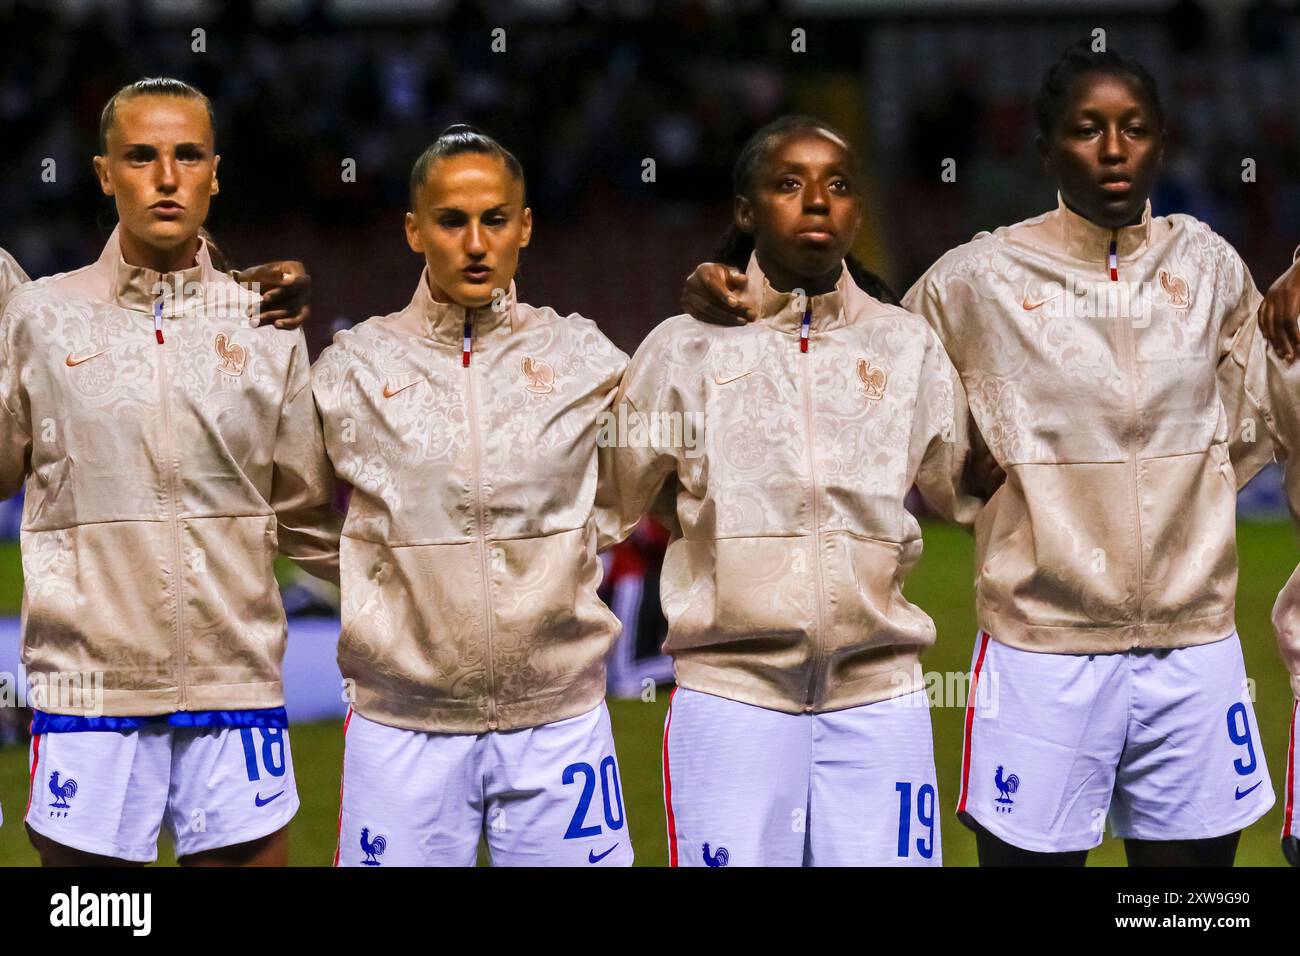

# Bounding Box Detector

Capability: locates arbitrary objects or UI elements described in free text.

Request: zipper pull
[799,303,812,353]
[462,317,472,367]
[1108,231,1119,282]
[154,300,165,344]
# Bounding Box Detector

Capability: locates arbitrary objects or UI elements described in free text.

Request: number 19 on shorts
[896,781,936,859]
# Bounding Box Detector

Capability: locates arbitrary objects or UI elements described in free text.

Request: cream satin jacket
[903,195,1262,654]
[312,271,628,733]
[0,229,340,716]
[0,247,30,307]
[596,254,977,714]
[1227,287,1300,697]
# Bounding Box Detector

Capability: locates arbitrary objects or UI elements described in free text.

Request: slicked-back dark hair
[98,77,215,153]
[409,124,526,211]
[716,115,899,305]
[1033,40,1165,139]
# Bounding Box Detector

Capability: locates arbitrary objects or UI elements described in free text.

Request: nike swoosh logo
[1021,292,1063,311]
[65,349,109,367]
[588,843,618,863]
[713,370,757,386]
[255,790,286,807]
[383,381,420,398]
[1234,781,1262,800]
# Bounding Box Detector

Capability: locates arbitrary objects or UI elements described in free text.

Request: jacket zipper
[798,305,827,711]
[1110,232,1144,639]
[463,322,499,728]
[155,303,187,709]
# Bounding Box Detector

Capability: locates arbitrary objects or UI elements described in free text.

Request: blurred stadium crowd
[5,1,1300,348]
[2,0,1300,652]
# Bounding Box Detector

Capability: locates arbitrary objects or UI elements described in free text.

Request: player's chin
[453,279,504,310]
[143,219,199,248]
[788,247,847,281]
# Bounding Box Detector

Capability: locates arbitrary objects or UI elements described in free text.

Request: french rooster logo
[522,356,555,394]
[48,770,78,810]
[857,359,887,400]
[994,765,1020,805]
[360,827,387,866]
[215,332,248,376]
[702,842,730,867]
[1159,270,1189,308]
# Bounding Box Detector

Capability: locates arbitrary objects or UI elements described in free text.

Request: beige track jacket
[596,253,977,714]
[0,228,340,716]
[0,248,30,307]
[311,270,628,733]
[1226,262,1300,697]
[903,194,1262,654]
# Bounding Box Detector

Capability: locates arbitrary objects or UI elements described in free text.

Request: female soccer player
[1228,251,1300,867]
[0,77,340,865]
[685,45,1275,867]
[313,126,633,867]
[598,115,979,866]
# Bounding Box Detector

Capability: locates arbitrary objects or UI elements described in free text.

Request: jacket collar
[1056,190,1151,263]
[406,267,516,347]
[743,251,849,336]
[96,225,218,317]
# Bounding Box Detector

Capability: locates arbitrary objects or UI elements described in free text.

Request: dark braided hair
[1033,40,1165,140]
[716,115,899,306]
[409,124,526,210]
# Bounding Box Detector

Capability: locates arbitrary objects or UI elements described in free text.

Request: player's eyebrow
[774,160,852,177]
[120,141,209,152]
[432,203,514,215]
[1074,104,1148,122]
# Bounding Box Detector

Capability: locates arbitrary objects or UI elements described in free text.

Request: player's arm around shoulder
[269,328,341,585]
[593,316,696,552]
[907,318,981,526]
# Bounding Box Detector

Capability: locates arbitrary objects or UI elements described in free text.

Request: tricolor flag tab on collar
[462,318,472,366]
[799,304,812,353]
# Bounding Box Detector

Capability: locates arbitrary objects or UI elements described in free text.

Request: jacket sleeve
[271,332,342,584]
[593,329,683,552]
[1259,336,1300,698]
[909,328,981,527]
[0,248,31,312]
[0,297,32,501]
[1215,243,1273,487]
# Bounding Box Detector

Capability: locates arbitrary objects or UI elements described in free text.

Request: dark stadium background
[1,0,1299,866]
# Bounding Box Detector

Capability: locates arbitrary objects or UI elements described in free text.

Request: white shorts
[1284,700,1298,866]
[662,686,942,867]
[25,725,299,863]
[957,631,1274,854]
[335,702,633,867]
